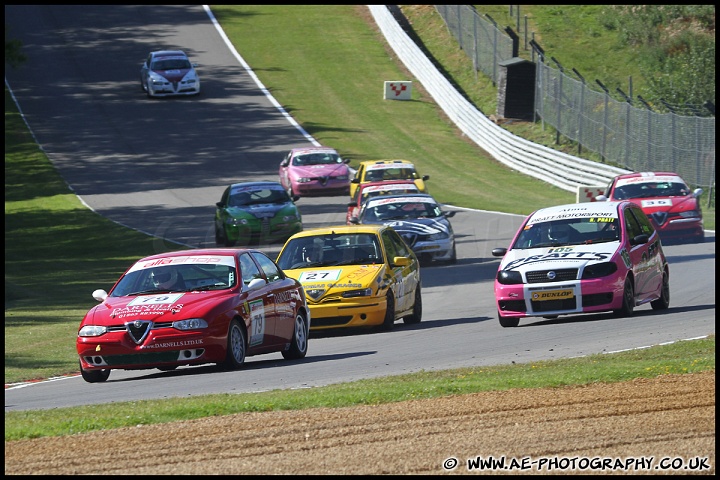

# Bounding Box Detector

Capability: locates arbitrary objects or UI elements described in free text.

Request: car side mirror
[630,234,649,246]
[692,188,703,198]
[422,175,430,181]
[351,178,360,184]
[280,160,289,167]
[444,211,456,218]
[349,217,360,224]
[246,278,266,291]
[292,195,300,202]
[392,256,410,267]
[216,201,224,208]
[343,158,351,164]
[492,248,507,257]
[595,195,608,201]
[92,289,108,302]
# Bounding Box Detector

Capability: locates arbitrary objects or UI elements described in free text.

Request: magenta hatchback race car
[491,201,669,327]
[279,146,351,197]
[77,249,310,382]
[595,171,704,244]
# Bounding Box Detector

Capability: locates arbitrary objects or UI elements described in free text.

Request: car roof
[150,50,189,58]
[527,201,625,224]
[614,171,682,181]
[229,181,284,189]
[613,171,686,185]
[360,159,414,167]
[135,248,259,263]
[364,193,436,206]
[288,224,386,239]
[358,180,418,193]
[289,146,338,155]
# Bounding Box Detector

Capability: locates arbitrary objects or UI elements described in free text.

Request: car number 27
[299,270,342,281]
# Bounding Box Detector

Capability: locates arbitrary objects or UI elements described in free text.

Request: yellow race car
[276,224,422,331]
[349,159,429,200]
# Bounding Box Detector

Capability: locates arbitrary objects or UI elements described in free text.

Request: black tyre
[214,225,223,245]
[651,270,670,310]
[222,227,236,247]
[613,276,635,317]
[380,290,396,331]
[80,361,110,383]
[221,319,247,370]
[282,311,309,360]
[403,285,422,324]
[445,243,457,265]
[498,310,520,328]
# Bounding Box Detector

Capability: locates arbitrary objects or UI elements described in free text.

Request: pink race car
[279,146,351,197]
[492,201,669,328]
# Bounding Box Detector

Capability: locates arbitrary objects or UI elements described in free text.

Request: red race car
[346,180,419,224]
[77,248,310,382]
[596,171,704,244]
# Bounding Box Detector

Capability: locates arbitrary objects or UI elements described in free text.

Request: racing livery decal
[248,299,266,347]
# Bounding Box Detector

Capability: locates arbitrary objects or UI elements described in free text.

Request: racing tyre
[445,243,457,265]
[613,276,635,317]
[403,285,422,324]
[380,291,396,331]
[650,270,670,310]
[80,361,110,383]
[221,319,247,370]
[498,310,520,328]
[220,227,236,247]
[214,225,223,245]
[282,311,309,360]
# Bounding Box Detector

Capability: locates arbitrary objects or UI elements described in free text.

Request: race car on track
[140,50,200,98]
[278,146,351,197]
[214,181,303,246]
[595,171,704,244]
[491,201,669,327]
[349,193,457,265]
[346,180,419,224]
[77,248,310,383]
[349,159,429,199]
[276,225,422,332]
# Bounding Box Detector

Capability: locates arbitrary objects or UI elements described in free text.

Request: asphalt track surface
[4,5,715,411]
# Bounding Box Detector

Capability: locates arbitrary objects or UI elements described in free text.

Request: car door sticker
[248,299,266,347]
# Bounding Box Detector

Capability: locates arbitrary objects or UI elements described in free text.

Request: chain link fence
[435,5,715,200]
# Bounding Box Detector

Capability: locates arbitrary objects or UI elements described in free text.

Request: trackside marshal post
[384,81,412,100]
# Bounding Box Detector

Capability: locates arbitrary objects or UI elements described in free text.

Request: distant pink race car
[279,146,351,197]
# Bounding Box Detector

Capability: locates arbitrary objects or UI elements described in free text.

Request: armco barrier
[368,6,631,194]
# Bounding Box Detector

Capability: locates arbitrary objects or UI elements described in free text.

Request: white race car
[140,50,200,98]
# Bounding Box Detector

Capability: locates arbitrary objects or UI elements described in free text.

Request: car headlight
[335,175,349,180]
[297,177,312,183]
[497,270,523,285]
[229,218,249,226]
[341,288,373,298]
[678,209,701,218]
[173,318,208,330]
[78,325,107,337]
[426,231,450,241]
[283,214,300,222]
[581,262,618,279]
[149,72,165,84]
